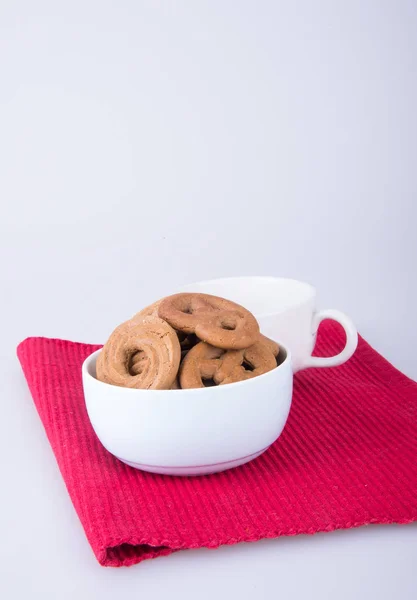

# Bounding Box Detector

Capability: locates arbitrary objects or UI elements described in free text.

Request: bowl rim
[82,341,292,396]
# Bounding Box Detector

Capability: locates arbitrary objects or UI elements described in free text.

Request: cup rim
[178,276,316,317]
[82,342,292,396]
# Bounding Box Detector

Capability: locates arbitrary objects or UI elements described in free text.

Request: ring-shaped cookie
[96,316,181,390]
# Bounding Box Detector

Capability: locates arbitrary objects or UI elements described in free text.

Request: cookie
[179,338,276,389]
[96,316,181,390]
[158,293,260,350]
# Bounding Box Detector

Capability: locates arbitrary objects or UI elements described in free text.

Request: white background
[1,1,416,598]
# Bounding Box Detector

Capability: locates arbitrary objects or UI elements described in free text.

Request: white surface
[180,276,358,370]
[1,1,417,598]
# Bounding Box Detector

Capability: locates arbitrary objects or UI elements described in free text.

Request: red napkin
[17,322,417,567]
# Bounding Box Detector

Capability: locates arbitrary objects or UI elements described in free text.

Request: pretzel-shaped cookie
[96,316,181,390]
[179,338,277,389]
[158,293,260,350]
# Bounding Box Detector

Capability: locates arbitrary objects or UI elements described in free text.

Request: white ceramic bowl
[82,346,293,476]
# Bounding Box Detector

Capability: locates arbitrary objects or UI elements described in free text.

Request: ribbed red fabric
[17,322,417,567]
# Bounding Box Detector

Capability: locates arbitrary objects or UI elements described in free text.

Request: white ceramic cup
[179,276,358,372]
[82,345,293,476]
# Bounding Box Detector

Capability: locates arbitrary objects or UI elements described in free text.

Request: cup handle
[299,309,358,370]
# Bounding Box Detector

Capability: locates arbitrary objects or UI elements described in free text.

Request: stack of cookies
[96,293,279,390]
